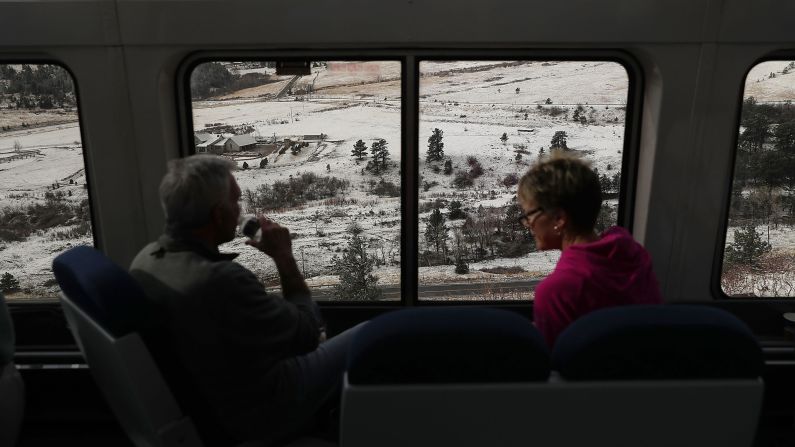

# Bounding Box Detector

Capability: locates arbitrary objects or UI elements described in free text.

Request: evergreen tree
[443,159,453,175]
[454,257,470,274]
[260,158,268,168]
[572,104,584,122]
[426,128,445,162]
[351,139,368,161]
[0,272,20,293]
[739,113,771,152]
[611,172,621,192]
[369,139,390,173]
[599,174,612,195]
[500,132,508,144]
[550,131,568,150]
[725,224,772,266]
[448,200,467,220]
[332,232,382,300]
[425,207,449,255]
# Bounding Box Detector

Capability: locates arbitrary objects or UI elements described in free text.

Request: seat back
[54,246,203,447]
[341,307,550,447]
[0,292,24,447]
[541,304,765,447]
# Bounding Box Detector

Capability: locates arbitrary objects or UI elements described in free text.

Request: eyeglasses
[518,207,544,226]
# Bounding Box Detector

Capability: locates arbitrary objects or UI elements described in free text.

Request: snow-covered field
[2,59,792,299]
[196,60,628,298]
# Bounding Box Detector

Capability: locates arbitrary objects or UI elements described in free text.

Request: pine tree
[370,139,390,173]
[331,233,382,300]
[599,174,612,195]
[500,132,508,144]
[426,128,445,162]
[443,159,453,175]
[725,224,772,266]
[454,257,470,274]
[0,272,20,293]
[351,139,368,161]
[550,131,568,150]
[425,207,449,255]
[260,158,268,168]
[448,200,466,220]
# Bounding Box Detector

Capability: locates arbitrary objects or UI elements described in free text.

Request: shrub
[422,180,439,191]
[448,201,467,220]
[454,258,470,274]
[452,171,474,188]
[502,173,519,187]
[0,272,20,293]
[244,173,350,211]
[371,179,400,197]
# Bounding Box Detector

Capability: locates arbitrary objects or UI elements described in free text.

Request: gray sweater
[130,233,322,441]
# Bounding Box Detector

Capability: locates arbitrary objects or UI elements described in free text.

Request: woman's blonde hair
[518,150,602,234]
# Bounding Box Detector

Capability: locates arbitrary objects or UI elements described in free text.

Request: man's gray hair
[159,155,237,230]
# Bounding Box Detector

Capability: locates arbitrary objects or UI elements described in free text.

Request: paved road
[311,279,541,301]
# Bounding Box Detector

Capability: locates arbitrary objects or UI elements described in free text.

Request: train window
[0,64,91,302]
[721,60,795,298]
[417,60,629,301]
[188,60,402,301]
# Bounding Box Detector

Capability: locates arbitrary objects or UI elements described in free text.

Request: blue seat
[53,246,205,447]
[341,307,550,447]
[542,305,764,447]
[53,246,334,447]
[0,291,24,447]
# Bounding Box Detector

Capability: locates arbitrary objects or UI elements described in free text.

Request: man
[130,155,356,445]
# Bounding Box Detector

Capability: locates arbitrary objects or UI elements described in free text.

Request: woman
[518,152,662,347]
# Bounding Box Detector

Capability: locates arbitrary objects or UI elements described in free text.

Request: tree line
[723,97,795,271]
[191,62,275,100]
[0,65,76,109]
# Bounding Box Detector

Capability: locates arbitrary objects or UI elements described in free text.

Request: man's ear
[209,204,223,229]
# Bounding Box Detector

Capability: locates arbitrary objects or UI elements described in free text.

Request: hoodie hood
[558,226,659,301]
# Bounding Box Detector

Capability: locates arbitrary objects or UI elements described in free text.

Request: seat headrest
[347,307,549,385]
[552,305,763,380]
[52,246,147,336]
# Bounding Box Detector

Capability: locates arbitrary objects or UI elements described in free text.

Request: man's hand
[245,216,294,261]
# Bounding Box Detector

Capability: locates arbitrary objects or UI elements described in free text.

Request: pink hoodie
[533,226,662,347]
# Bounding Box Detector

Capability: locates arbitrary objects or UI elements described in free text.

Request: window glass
[189,61,401,301]
[418,60,629,300]
[721,61,795,298]
[0,64,91,301]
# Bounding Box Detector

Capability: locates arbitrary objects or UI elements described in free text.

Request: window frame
[714,54,795,302]
[0,58,97,304]
[177,50,643,307]
[0,57,97,356]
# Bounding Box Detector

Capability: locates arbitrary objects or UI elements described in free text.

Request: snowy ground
[2,59,793,299]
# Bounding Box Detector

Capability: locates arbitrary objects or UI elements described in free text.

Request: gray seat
[0,291,24,447]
